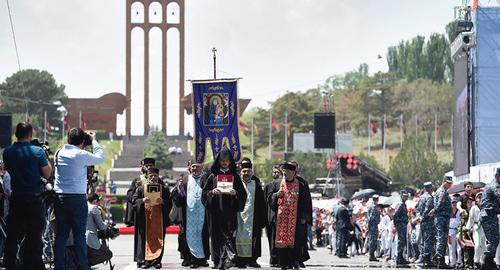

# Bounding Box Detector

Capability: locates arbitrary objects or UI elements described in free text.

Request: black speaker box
[0,113,12,148]
[314,112,335,149]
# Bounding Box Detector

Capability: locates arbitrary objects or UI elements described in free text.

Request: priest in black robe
[289,161,313,267]
[234,159,267,268]
[125,157,156,227]
[268,162,311,270]
[202,147,247,269]
[263,165,283,267]
[171,160,210,268]
[131,167,172,269]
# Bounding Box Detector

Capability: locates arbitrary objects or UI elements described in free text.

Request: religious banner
[192,79,242,163]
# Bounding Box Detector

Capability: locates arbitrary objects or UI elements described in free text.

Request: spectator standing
[53,128,105,270]
[2,122,52,269]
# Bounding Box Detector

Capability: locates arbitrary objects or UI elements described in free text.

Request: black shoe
[248,261,261,268]
[137,262,145,268]
[396,258,409,265]
[293,262,300,270]
[190,264,199,269]
[154,263,162,269]
[199,260,209,267]
[298,261,305,268]
[369,256,379,262]
[182,260,191,267]
[436,259,452,269]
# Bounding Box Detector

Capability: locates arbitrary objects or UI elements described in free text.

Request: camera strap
[54,148,62,167]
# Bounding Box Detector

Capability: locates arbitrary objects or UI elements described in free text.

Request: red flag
[272,118,280,132]
[63,116,70,130]
[472,0,478,10]
[239,120,249,131]
[370,121,378,134]
[46,122,51,136]
[253,119,259,135]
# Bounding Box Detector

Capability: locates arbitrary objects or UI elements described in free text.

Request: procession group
[125,147,313,270]
[334,172,500,270]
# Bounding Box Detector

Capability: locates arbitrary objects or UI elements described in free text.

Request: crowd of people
[0,122,113,270]
[125,148,313,270]
[307,174,500,270]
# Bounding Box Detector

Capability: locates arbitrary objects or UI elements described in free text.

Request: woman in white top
[466,192,484,266]
[448,197,462,267]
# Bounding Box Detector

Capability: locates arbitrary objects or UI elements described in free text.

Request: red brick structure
[65,93,127,133]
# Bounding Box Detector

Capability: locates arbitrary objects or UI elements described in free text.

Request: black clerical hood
[210,147,237,175]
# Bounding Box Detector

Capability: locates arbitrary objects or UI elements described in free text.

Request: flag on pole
[46,122,51,136]
[370,120,378,134]
[239,120,249,132]
[272,117,280,132]
[63,116,70,130]
[253,119,259,135]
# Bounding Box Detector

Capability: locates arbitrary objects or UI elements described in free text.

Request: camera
[41,177,57,204]
[97,224,120,240]
[83,132,93,146]
[31,139,52,155]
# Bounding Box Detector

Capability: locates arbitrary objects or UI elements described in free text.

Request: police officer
[367,194,381,261]
[479,168,500,270]
[336,197,351,258]
[417,182,435,268]
[433,176,453,269]
[393,190,409,265]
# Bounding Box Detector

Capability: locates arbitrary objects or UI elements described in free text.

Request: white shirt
[54,141,104,194]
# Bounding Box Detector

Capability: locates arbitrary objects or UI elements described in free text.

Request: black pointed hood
[210,147,237,175]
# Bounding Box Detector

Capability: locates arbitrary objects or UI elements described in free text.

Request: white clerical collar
[220,168,230,173]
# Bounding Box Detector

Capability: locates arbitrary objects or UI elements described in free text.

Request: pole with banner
[368,113,371,154]
[191,78,242,163]
[251,117,254,161]
[43,110,47,142]
[268,111,272,160]
[284,110,288,153]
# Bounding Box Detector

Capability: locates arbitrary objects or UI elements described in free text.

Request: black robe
[125,176,143,226]
[170,175,210,263]
[267,178,310,267]
[202,153,247,268]
[236,175,267,260]
[131,179,172,264]
[296,175,312,262]
[263,179,281,265]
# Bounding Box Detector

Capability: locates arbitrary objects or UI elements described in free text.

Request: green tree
[391,79,453,145]
[386,34,452,83]
[291,151,326,183]
[144,130,173,170]
[0,69,67,128]
[389,135,451,187]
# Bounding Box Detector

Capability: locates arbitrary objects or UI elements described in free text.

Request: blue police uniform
[393,192,409,264]
[433,185,451,263]
[367,199,381,260]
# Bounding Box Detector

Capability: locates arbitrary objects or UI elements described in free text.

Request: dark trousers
[54,194,88,270]
[278,247,299,268]
[5,195,46,270]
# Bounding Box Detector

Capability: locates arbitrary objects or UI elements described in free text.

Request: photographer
[86,193,113,266]
[2,122,52,269]
[53,128,104,270]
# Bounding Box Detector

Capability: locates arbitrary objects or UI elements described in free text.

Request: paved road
[86,234,438,269]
